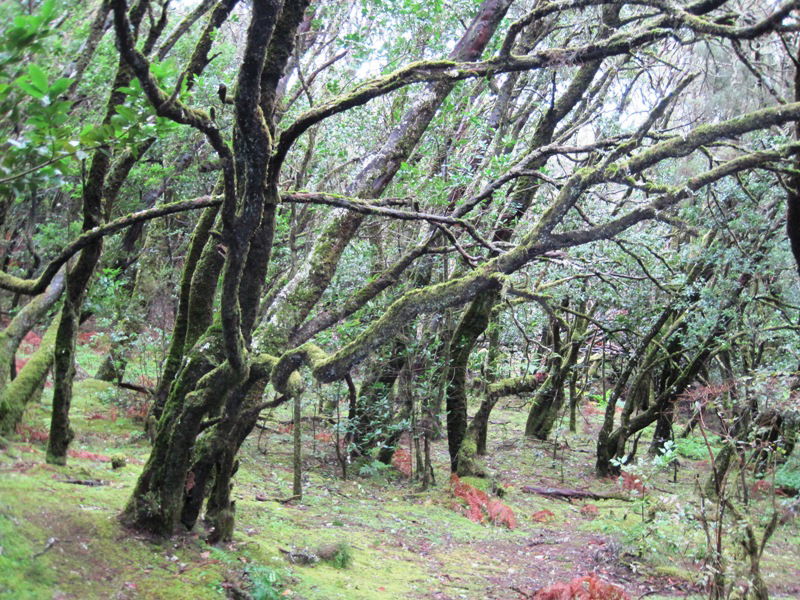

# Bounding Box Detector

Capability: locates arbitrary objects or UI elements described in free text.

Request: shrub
[775,450,800,493]
[320,542,353,569]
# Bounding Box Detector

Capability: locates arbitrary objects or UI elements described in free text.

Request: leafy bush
[357,458,391,479]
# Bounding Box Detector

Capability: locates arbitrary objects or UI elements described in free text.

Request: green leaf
[48,77,71,96]
[115,105,138,122]
[39,0,56,23]
[27,63,48,92]
[16,79,44,99]
[110,113,128,131]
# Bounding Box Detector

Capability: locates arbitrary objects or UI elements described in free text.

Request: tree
[1,0,799,539]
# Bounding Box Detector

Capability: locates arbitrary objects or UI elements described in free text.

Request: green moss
[0,509,56,598]
[455,436,487,477]
[653,564,699,583]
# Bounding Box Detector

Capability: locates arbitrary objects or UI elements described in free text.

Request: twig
[272,494,301,504]
[117,381,154,395]
[510,585,531,598]
[32,537,58,558]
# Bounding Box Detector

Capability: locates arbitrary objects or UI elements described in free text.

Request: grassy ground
[1,339,798,599]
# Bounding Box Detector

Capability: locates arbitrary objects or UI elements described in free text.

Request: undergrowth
[247,565,285,600]
[323,543,353,569]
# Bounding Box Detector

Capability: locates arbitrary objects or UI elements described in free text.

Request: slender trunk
[446,286,498,473]
[292,392,302,498]
[525,300,588,440]
[150,202,220,422]
[46,241,102,464]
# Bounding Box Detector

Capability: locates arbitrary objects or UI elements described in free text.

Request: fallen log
[521,485,627,501]
[60,478,108,486]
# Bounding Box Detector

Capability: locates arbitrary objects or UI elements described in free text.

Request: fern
[619,471,646,495]
[532,574,630,599]
[450,474,517,529]
[392,447,412,477]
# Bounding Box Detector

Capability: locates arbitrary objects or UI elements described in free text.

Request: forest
[0,0,799,598]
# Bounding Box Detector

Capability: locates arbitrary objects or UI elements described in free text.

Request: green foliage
[85,267,127,322]
[588,390,611,408]
[357,457,391,479]
[248,566,285,600]
[675,434,720,460]
[775,450,800,493]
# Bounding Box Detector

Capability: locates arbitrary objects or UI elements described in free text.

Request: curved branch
[283,192,502,253]
[0,196,222,295]
[273,27,673,170]
[305,142,800,383]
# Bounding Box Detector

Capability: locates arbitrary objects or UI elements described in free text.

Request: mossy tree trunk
[0,315,61,434]
[46,240,103,464]
[117,0,295,535]
[648,334,683,456]
[471,310,501,456]
[524,300,589,440]
[45,0,163,464]
[150,202,220,422]
[446,286,498,473]
[0,268,64,393]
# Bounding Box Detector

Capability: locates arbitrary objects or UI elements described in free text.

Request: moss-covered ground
[1,338,798,599]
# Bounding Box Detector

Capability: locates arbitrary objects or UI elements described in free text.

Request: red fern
[487,498,518,529]
[15,424,48,443]
[532,509,556,523]
[619,471,646,495]
[68,450,110,462]
[533,574,630,600]
[392,448,412,478]
[450,474,516,529]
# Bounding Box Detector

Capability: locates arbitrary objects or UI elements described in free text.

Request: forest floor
[1,333,799,599]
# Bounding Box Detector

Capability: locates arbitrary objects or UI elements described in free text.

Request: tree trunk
[525,301,588,440]
[0,269,64,392]
[446,286,498,473]
[46,242,102,464]
[0,315,60,434]
[150,202,220,423]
